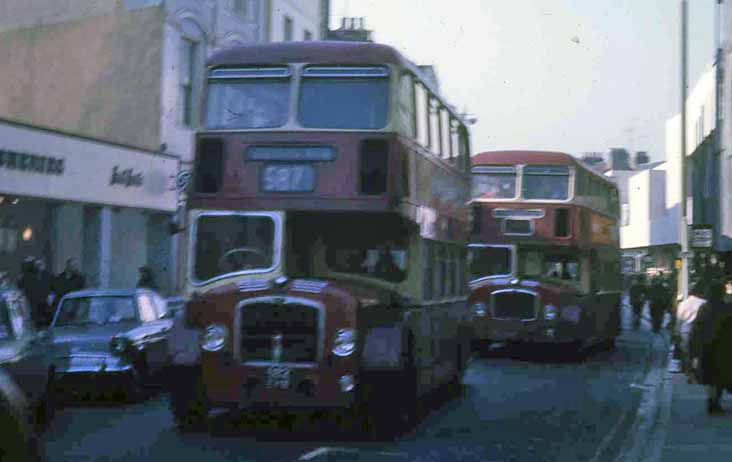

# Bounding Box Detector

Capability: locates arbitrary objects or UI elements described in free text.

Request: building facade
[0,118,178,293]
[0,0,325,291]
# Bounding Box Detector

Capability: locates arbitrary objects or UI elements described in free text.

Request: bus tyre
[169,366,209,432]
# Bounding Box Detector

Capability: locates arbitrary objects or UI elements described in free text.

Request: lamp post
[680,0,690,300]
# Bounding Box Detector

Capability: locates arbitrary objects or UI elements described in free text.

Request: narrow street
[40,308,668,462]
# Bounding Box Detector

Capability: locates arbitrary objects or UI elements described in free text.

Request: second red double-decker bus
[167,41,473,435]
[467,151,622,352]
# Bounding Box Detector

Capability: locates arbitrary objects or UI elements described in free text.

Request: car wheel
[169,366,209,432]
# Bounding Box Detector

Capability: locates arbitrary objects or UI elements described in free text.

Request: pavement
[616,306,732,462]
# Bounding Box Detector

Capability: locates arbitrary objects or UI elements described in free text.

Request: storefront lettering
[110,166,144,188]
[0,149,65,175]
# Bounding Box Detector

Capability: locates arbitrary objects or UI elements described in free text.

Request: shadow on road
[473,340,617,364]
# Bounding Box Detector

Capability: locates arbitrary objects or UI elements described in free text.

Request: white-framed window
[233,0,248,17]
[621,203,630,226]
[284,16,293,41]
[180,37,199,127]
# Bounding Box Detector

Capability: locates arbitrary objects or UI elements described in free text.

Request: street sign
[690,224,713,249]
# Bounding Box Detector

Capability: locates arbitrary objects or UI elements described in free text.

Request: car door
[136,292,171,374]
[0,291,49,403]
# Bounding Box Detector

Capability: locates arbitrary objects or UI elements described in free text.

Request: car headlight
[472,303,488,317]
[543,304,558,321]
[560,305,581,323]
[109,336,131,355]
[201,324,227,352]
[332,328,357,357]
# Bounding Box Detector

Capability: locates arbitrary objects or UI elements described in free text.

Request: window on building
[304,30,313,41]
[429,98,441,155]
[415,82,429,147]
[181,38,198,127]
[233,0,249,17]
[621,204,630,226]
[398,73,416,138]
[284,16,293,41]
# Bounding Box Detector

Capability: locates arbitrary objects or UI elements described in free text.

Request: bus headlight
[109,336,131,355]
[560,305,581,323]
[201,324,227,352]
[333,329,357,357]
[472,303,488,317]
[543,304,558,321]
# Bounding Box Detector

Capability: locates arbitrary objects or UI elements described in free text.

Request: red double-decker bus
[168,41,473,435]
[467,151,621,352]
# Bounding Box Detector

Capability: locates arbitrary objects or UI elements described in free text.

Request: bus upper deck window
[195,138,224,193]
[299,66,390,129]
[522,165,570,200]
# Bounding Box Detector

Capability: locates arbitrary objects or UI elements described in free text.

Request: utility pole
[680,0,690,300]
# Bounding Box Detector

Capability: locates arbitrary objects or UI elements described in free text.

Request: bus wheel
[169,366,209,432]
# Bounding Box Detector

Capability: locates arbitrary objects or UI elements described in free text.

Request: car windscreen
[204,67,291,129]
[193,213,277,283]
[521,165,570,200]
[55,297,137,326]
[299,66,390,129]
[468,246,513,281]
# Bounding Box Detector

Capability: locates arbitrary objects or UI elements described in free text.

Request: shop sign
[110,166,144,188]
[690,224,713,249]
[0,149,64,175]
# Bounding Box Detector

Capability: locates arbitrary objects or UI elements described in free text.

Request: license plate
[265,365,291,389]
[493,330,518,340]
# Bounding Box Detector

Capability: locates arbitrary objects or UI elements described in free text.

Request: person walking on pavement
[675,281,706,372]
[688,280,732,414]
[53,258,86,302]
[648,274,667,333]
[16,257,44,328]
[629,274,647,331]
[33,258,54,327]
[136,266,158,291]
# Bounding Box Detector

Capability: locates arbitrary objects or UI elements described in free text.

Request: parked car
[0,287,55,431]
[50,289,174,400]
[0,368,43,461]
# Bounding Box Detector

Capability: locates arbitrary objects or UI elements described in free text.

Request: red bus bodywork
[468,151,621,347]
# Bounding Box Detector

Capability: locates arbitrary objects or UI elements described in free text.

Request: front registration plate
[265,365,291,389]
[493,330,518,340]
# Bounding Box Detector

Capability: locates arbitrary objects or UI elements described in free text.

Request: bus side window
[423,240,434,300]
[440,107,451,161]
[429,97,441,156]
[415,82,429,148]
[399,73,416,139]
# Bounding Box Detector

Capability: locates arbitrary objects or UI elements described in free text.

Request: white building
[621,63,716,273]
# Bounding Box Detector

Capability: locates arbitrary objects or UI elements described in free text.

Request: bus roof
[208,40,408,71]
[206,41,450,115]
[471,150,617,187]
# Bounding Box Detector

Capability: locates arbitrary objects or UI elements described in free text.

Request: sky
[331,0,716,161]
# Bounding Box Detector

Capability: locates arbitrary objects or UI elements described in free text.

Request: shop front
[0,119,178,295]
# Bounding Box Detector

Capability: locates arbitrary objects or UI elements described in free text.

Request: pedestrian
[723,278,732,304]
[33,258,54,327]
[688,280,732,414]
[675,281,706,372]
[53,258,86,301]
[136,266,158,291]
[666,270,678,332]
[648,274,667,333]
[16,257,43,327]
[629,274,647,330]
